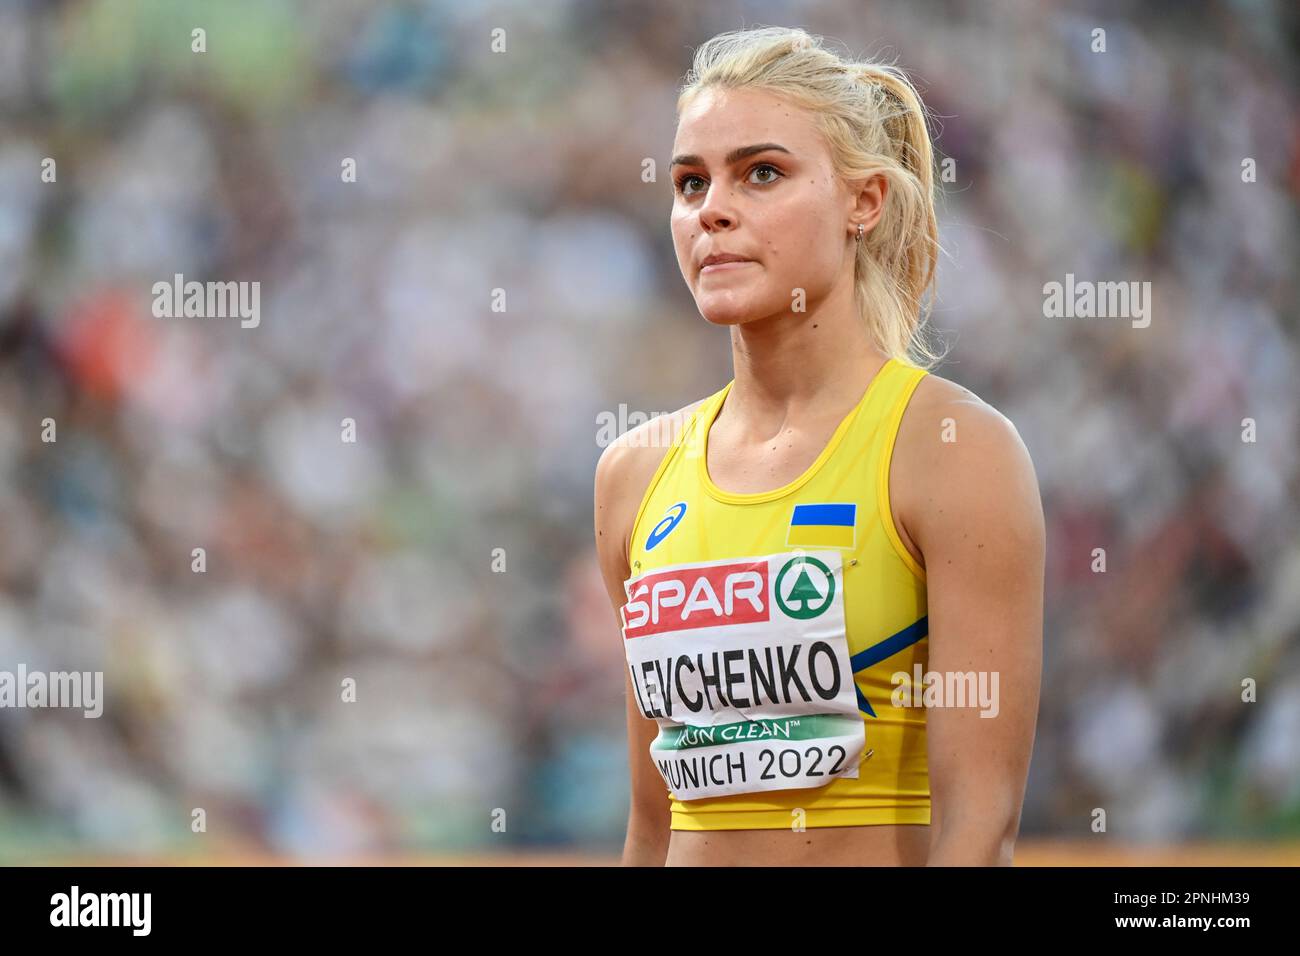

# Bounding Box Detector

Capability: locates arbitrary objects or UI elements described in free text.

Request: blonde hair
[677,26,946,368]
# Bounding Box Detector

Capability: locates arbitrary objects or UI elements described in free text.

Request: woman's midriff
[665,823,930,866]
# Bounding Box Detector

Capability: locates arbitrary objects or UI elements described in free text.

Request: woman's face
[670,86,856,327]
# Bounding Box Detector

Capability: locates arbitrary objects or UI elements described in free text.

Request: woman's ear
[851,172,889,235]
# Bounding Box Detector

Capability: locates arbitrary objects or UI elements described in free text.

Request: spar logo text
[622,559,768,638]
[621,555,833,639]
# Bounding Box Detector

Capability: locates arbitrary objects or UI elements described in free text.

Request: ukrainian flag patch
[786,502,857,550]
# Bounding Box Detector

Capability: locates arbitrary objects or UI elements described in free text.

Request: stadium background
[0,0,1297,865]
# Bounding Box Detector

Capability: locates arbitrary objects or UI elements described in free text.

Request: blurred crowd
[0,0,1296,859]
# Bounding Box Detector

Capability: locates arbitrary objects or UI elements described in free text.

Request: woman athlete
[594,27,1044,866]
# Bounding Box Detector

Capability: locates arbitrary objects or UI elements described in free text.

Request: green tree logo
[774,555,835,619]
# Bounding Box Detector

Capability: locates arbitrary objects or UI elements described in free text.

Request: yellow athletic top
[622,357,930,831]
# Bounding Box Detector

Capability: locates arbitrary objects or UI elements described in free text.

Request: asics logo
[645,502,687,551]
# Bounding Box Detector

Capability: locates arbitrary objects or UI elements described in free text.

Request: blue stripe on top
[851,616,929,673]
[852,615,930,718]
[790,503,856,527]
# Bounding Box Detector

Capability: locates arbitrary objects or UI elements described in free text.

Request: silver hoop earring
[855,223,864,243]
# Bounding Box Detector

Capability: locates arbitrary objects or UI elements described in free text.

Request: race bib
[621,550,865,800]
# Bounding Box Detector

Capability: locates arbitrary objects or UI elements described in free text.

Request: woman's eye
[677,174,705,196]
[676,164,781,197]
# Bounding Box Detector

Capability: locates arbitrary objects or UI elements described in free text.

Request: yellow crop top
[622,357,930,830]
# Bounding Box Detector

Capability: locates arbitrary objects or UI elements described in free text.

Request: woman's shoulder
[906,370,1010,429]
[595,394,711,492]
[900,370,1027,449]
[593,394,712,579]
[892,370,1042,547]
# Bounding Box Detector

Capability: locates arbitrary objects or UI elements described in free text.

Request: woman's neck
[724,287,887,436]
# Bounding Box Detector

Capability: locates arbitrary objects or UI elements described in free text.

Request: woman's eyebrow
[670,142,792,169]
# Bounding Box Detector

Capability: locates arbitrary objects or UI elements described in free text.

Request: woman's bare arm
[892,377,1045,866]
[593,428,682,865]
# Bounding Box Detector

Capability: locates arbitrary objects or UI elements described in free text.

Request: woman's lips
[700,259,755,274]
